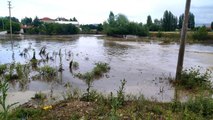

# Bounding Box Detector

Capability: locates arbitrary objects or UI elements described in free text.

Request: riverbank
[8,89,213,120]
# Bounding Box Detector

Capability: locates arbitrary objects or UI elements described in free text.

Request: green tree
[5,21,20,33]
[146,15,153,27]
[162,10,177,31]
[211,22,213,30]
[73,17,77,22]
[33,16,41,27]
[97,24,103,32]
[21,17,32,25]
[5,16,19,23]
[103,12,148,36]
[192,26,208,40]
[179,12,195,29]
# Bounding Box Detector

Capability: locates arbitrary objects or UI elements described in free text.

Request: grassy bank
[7,67,213,120]
[8,90,213,120]
[149,31,213,43]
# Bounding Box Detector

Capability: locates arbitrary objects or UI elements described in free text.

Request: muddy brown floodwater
[0,34,213,105]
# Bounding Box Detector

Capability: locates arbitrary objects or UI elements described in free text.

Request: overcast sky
[0,0,212,24]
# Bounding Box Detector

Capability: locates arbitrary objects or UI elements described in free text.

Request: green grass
[0,64,7,75]
[39,65,57,78]
[176,67,212,91]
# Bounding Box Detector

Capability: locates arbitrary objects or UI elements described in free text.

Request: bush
[39,65,57,78]
[0,64,7,75]
[178,67,212,90]
[192,26,208,40]
[184,96,213,118]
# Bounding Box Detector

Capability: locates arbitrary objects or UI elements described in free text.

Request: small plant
[32,92,47,100]
[92,62,110,76]
[10,108,44,119]
[116,79,126,106]
[30,59,38,69]
[0,79,18,120]
[184,96,213,119]
[192,26,208,40]
[15,63,23,78]
[0,64,7,75]
[80,72,94,101]
[72,61,79,69]
[109,79,127,119]
[157,31,163,38]
[39,65,57,78]
[177,67,212,90]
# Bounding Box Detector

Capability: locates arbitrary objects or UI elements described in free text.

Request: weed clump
[182,96,213,119]
[177,67,212,91]
[0,79,18,120]
[72,61,79,69]
[39,65,57,78]
[0,64,7,75]
[32,92,47,100]
[192,26,208,40]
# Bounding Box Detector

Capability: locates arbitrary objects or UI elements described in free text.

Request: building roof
[40,17,54,21]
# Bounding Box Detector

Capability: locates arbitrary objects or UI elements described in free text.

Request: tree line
[0,16,79,35]
[1,11,213,36]
[0,17,21,33]
[103,12,149,36]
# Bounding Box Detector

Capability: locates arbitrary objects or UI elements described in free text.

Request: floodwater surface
[0,35,213,105]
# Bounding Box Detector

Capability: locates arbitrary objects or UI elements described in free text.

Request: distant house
[39,17,79,27]
[55,21,79,27]
[40,17,55,23]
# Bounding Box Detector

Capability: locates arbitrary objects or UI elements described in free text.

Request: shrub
[72,61,79,69]
[184,96,213,118]
[32,92,47,100]
[178,67,212,90]
[0,79,18,120]
[92,62,110,76]
[39,65,57,78]
[0,64,7,75]
[192,26,208,40]
[157,31,163,38]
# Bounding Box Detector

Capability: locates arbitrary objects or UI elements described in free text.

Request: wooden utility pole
[8,1,12,38]
[175,0,191,81]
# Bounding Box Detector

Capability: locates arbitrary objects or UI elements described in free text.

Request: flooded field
[0,34,213,104]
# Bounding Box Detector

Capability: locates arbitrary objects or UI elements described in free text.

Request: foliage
[0,79,18,120]
[0,17,20,33]
[32,92,47,100]
[179,12,195,29]
[178,67,212,90]
[92,62,110,76]
[104,11,149,36]
[184,96,213,119]
[0,64,7,75]
[32,16,42,27]
[72,61,79,69]
[75,62,110,101]
[39,65,57,78]
[156,31,163,38]
[80,24,103,33]
[192,26,208,40]
[25,23,79,35]
[146,15,153,27]
[21,17,32,25]
[162,10,177,31]
[9,108,44,120]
